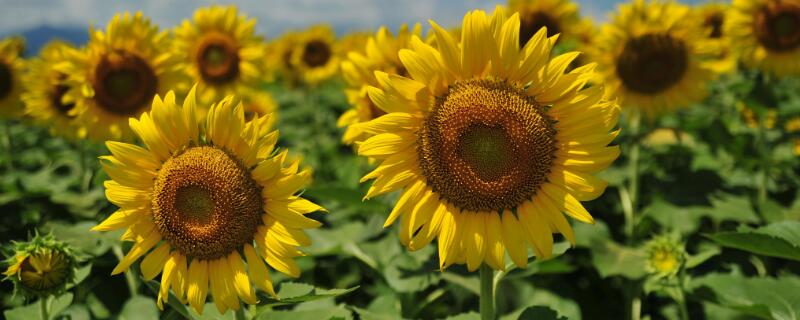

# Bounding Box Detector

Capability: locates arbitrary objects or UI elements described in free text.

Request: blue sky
[1,0,646,38]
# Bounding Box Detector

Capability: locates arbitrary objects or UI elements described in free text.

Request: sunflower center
[616,33,688,95]
[92,50,158,116]
[705,13,724,38]
[519,11,561,47]
[417,79,557,212]
[152,146,263,260]
[0,62,12,100]
[756,3,800,51]
[302,40,332,68]
[51,74,75,116]
[197,33,241,84]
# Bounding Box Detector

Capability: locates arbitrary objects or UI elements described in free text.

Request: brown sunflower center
[197,33,241,84]
[417,79,557,212]
[0,61,12,100]
[302,40,332,68]
[152,146,263,260]
[92,50,158,116]
[616,33,688,94]
[51,74,75,116]
[705,13,724,38]
[519,11,561,47]
[755,2,800,51]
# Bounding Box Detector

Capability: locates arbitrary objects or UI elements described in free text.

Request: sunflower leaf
[705,220,800,261]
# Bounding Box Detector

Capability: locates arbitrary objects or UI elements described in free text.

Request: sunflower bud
[3,234,77,298]
[644,234,685,279]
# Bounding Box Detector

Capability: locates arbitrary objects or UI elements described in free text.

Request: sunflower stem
[39,296,50,320]
[479,264,495,320]
[1,121,13,173]
[112,245,138,297]
[625,110,642,243]
[234,308,247,320]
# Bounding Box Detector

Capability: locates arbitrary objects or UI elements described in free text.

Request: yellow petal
[111,230,160,275]
[187,259,209,315]
[92,208,144,232]
[227,252,258,305]
[463,213,486,272]
[244,244,276,298]
[140,243,170,280]
[501,210,528,268]
[540,183,595,224]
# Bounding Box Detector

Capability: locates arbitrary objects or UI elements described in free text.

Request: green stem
[2,121,13,173]
[112,245,139,297]
[479,264,495,320]
[626,110,642,243]
[79,140,91,193]
[674,287,690,320]
[39,296,49,320]
[234,308,247,320]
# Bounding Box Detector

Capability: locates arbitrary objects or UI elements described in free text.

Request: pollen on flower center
[302,40,331,67]
[92,50,158,116]
[0,61,12,100]
[197,32,241,84]
[417,79,557,212]
[616,33,689,94]
[755,2,800,51]
[152,146,263,260]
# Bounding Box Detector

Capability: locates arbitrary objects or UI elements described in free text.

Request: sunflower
[21,41,86,139]
[338,24,421,145]
[240,88,278,126]
[507,0,581,46]
[291,25,340,85]
[56,12,184,142]
[353,8,619,271]
[91,86,324,314]
[3,234,78,298]
[0,37,25,118]
[338,31,372,56]
[175,6,266,105]
[727,0,800,75]
[696,2,738,73]
[265,31,301,84]
[591,0,717,117]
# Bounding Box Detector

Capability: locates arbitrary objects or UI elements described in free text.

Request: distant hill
[2,25,87,56]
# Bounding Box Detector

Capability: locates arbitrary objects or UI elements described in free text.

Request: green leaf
[259,283,358,307]
[706,221,800,261]
[143,280,193,320]
[187,303,234,320]
[703,193,760,224]
[642,200,706,235]
[445,312,481,320]
[119,296,159,320]
[4,301,40,320]
[685,245,721,269]
[517,306,568,320]
[49,292,74,319]
[591,240,647,279]
[691,273,800,320]
[256,305,353,320]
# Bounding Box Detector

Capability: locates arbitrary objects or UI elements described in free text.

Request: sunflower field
[2,0,800,319]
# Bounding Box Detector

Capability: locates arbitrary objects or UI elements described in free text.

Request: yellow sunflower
[338,24,421,145]
[507,0,581,46]
[591,0,718,117]
[696,2,738,73]
[0,37,25,118]
[240,88,278,127]
[338,31,372,55]
[353,8,620,271]
[265,31,301,84]
[175,6,266,105]
[21,41,86,139]
[56,12,184,142]
[727,0,800,75]
[91,86,324,314]
[291,25,340,85]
